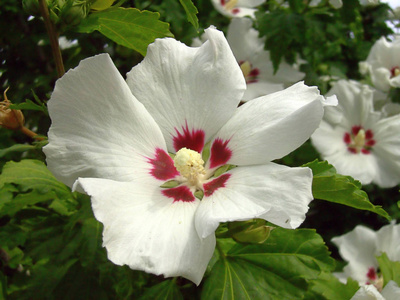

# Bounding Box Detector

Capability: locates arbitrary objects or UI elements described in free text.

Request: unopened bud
[0,88,25,130]
[228,219,273,244]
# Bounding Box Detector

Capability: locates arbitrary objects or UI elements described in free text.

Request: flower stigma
[174,147,206,187]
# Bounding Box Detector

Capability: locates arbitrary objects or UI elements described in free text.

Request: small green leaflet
[377,253,400,287]
[9,99,48,116]
[202,228,335,300]
[179,0,199,30]
[77,7,173,56]
[303,160,390,220]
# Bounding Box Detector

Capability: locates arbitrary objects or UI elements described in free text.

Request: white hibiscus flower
[227,18,305,101]
[44,27,334,284]
[361,36,400,92]
[311,80,400,187]
[332,223,400,287]
[211,0,266,18]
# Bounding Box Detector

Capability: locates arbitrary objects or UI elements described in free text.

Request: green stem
[38,0,65,78]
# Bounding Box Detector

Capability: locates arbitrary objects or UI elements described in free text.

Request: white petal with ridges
[213,82,325,165]
[195,163,313,238]
[127,27,246,153]
[44,54,167,187]
[77,178,216,285]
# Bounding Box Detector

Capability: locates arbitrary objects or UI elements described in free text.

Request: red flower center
[343,125,375,154]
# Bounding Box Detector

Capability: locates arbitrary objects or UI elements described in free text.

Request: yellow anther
[225,0,238,11]
[350,129,366,153]
[240,61,252,78]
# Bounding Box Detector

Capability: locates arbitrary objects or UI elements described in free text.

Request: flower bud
[59,3,89,27]
[228,219,273,244]
[0,88,25,130]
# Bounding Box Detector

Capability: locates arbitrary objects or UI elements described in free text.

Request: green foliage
[9,99,48,116]
[304,160,390,220]
[0,159,70,197]
[306,272,359,300]
[257,10,305,72]
[0,159,150,298]
[179,0,199,30]
[377,252,400,287]
[139,279,184,300]
[77,7,173,56]
[202,228,335,299]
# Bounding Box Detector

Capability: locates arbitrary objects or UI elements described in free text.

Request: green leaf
[377,252,400,287]
[0,190,57,217]
[202,228,335,299]
[9,99,48,116]
[178,0,198,29]
[257,11,305,72]
[79,218,102,267]
[77,7,173,56]
[0,159,71,198]
[304,160,390,220]
[306,272,359,300]
[139,279,183,300]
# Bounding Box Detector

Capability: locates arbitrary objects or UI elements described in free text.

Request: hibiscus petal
[350,285,385,300]
[77,178,216,285]
[195,163,313,238]
[381,281,400,300]
[376,223,400,262]
[371,116,400,187]
[332,225,378,284]
[211,82,325,166]
[227,18,264,62]
[44,54,167,187]
[126,27,246,153]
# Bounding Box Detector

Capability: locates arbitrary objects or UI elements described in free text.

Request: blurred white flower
[359,0,380,6]
[211,0,266,18]
[361,36,400,92]
[332,223,400,287]
[58,36,78,50]
[311,80,400,187]
[309,0,343,9]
